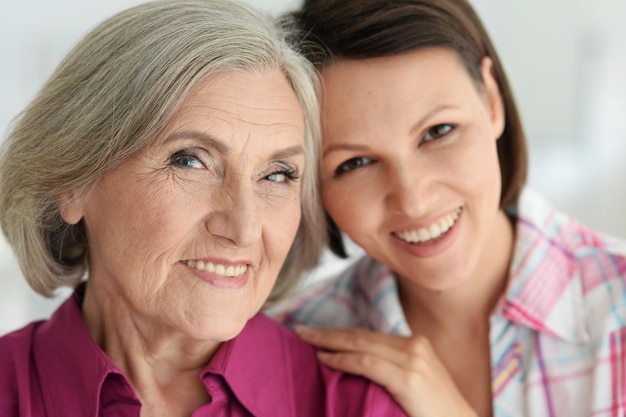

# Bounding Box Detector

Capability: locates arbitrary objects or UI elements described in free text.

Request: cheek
[450,131,501,188]
[90,184,198,265]
[264,198,302,259]
[122,192,191,244]
[471,139,502,193]
[322,181,367,233]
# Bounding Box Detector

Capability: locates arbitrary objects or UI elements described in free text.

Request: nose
[205,180,262,248]
[385,162,431,217]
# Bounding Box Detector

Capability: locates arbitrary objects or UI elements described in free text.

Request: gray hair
[0,0,325,305]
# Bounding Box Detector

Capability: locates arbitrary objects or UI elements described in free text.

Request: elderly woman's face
[66,70,305,341]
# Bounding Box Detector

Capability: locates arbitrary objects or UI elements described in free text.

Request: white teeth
[185,260,248,277]
[428,223,442,239]
[418,228,430,241]
[393,208,461,244]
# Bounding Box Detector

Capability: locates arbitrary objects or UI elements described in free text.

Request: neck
[81,281,216,413]
[399,210,514,334]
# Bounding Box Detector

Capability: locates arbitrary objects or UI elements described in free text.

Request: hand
[295,326,478,417]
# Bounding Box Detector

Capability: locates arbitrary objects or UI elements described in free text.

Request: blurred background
[1,0,625,334]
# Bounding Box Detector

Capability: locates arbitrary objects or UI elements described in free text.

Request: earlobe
[480,56,505,139]
[58,192,85,225]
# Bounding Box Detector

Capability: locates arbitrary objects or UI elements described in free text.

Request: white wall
[1,0,625,334]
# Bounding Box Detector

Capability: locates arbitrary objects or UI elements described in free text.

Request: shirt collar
[203,314,294,417]
[33,286,140,417]
[32,290,312,416]
[498,188,590,344]
[351,258,412,336]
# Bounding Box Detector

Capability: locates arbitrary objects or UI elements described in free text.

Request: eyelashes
[424,123,455,142]
[334,156,373,177]
[331,123,457,178]
[170,149,205,169]
[264,162,300,183]
[169,148,300,184]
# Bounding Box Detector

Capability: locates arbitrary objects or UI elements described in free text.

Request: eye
[263,163,299,184]
[170,149,204,169]
[335,156,373,176]
[424,124,454,142]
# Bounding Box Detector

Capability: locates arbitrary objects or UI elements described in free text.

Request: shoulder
[0,322,42,416]
[0,321,39,373]
[515,188,626,330]
[320,367,406,416]
[515,187,626,277]
[251,315,406,416]
[267,255,383,328]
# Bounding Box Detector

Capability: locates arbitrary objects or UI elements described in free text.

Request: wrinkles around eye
[170,149,207,169]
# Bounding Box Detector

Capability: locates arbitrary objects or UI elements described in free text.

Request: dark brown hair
[286,0,528,257]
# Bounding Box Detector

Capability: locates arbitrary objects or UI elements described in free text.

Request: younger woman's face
[319,48,508,290]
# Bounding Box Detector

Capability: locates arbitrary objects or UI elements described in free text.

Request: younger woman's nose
[385,164,433,218]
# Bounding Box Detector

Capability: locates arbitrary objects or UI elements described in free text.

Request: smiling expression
[320,48,510,290]
[63,69,305,341]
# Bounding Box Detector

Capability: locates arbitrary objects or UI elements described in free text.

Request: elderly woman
[0,1,407,416]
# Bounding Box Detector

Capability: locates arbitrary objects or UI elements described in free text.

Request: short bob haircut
[286,0,528,257]
[0,0,326,305]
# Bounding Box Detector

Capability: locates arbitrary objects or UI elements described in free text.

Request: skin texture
[60,69,306,417]
[299,48,515,417]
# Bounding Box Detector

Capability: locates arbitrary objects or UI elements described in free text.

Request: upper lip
[182,257,253,266]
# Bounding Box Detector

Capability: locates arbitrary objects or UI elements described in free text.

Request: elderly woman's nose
[205,182,263,247]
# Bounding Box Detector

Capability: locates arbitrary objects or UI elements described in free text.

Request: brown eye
[335,156,373,176]
[424,124,454,142]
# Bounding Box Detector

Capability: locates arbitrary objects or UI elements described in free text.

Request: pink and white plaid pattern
[271,188,626,416]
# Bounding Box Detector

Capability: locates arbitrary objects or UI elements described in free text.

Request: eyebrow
[322,143,371,157]
[164,130,304,160]
[323,104,458,157]
[409,104,458,135]
[164,131,231,155]
[270,145,305,160]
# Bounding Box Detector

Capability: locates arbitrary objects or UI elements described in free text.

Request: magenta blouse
[0,289,405,417]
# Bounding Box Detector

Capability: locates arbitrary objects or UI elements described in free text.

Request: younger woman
[273,1,626,416]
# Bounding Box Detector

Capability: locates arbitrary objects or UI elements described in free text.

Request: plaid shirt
[272,188,626,416]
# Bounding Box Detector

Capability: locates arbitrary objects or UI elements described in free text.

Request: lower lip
[393,210,463,258]
[183,263,249,289]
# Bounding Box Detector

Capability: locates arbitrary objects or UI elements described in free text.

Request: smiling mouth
[185,260,248,277]
[393,207,462,244]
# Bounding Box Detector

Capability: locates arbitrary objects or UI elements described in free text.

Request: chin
[186,312,253,342]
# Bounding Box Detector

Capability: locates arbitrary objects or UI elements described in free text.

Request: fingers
[295,325,406,352]
[295,325,432,369]
[316,350,413,398]
[313,337,466,417]
[296,326,478,417]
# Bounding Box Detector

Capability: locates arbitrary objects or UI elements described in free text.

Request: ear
[479,56,505,140]
[58,191,86,225]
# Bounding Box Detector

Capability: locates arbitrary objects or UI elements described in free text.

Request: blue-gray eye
[265,168,298,183]
[170,150,203,169]
[424,124,454,142]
